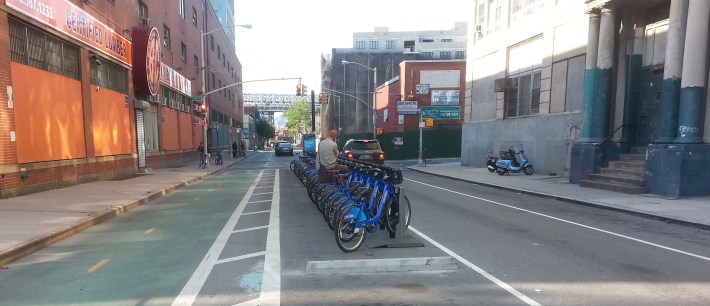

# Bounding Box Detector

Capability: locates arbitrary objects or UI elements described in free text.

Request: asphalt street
[0,152,708,306]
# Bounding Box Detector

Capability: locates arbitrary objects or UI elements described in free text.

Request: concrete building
[209,0,235,49]
[321,23,467,137]
[463,0,710,197]
[0,0,243,198]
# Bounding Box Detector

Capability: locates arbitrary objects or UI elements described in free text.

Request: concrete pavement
[2,156,709,267]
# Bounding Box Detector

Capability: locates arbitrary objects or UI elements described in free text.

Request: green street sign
[420,106,460,120]
[191,96,202,102]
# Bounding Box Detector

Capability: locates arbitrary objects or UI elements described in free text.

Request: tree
[255,120,275,145]
[284,100,312,136]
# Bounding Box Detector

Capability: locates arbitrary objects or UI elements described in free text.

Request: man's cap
[328,130,337,137]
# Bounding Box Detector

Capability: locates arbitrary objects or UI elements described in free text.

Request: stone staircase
[579,153,649,194]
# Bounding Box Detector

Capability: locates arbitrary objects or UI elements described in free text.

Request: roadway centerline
[405,178,710,262]
[87,259,110,273]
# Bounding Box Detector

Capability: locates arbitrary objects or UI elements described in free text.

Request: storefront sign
[416,84,429,95]
[397,101,418,115]
[160,63,192,96]
[6,0,132,66]
[132,27,161,96]
[420,106,460,120]
[431,90,460,105]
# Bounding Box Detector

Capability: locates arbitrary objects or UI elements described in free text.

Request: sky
[233,0,473,95]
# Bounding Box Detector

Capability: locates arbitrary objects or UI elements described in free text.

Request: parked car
[275,142,294,156]
[340,139,385,163]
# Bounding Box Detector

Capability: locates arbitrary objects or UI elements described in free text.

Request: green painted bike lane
[0,168,260,306]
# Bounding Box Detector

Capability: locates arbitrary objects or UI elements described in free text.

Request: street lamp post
[199,8,252,157]
[342,60,377,139]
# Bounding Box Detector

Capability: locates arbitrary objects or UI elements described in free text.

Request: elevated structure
[243,93,310,112]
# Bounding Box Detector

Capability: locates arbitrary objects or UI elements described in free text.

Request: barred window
[91,55,128,94]
[9,19,79,80]
[505,71,541,118]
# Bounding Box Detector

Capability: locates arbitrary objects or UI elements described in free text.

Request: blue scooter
[495,148,534,176]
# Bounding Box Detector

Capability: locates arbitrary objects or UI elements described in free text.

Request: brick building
[0,0,244,198]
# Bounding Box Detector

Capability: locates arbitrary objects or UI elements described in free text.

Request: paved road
[1,153,709,305]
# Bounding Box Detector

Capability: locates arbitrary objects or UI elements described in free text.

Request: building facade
[463,0,710,197]
[0,0,244,198]
[321,23,468,137]
[209,0,235,49]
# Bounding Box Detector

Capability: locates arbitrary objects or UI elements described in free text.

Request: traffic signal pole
[311,90,316,133]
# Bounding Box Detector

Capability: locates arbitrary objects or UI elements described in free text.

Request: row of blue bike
[290,153,411,252]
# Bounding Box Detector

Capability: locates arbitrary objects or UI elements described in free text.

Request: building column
[676,0,709,143]
[621,12,646,147]
[590,7,615,141]
[580,11,600,141]
[658,0,689,143]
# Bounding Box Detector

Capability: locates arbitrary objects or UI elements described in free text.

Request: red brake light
[379,153,384,159]
[347,152,353,159]
[363,140,369,143]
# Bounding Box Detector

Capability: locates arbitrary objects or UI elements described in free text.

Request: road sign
[192,96,202,102]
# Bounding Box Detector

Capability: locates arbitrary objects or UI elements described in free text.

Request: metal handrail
[596,124,630,147]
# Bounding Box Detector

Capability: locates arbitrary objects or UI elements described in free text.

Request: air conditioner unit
[193,104,199,111]
[139,17,150,26]
[494,78,518,92]
[161,97,168,105]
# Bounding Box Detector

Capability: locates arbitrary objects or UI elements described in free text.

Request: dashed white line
[232,225,269,234]
[247,200,272,204]
[242,210,270,215]
[215,251,266,265]
[252,192,274,195]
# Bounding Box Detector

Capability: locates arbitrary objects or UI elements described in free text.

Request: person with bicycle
[316,130,348,182]
[232,141,238,158]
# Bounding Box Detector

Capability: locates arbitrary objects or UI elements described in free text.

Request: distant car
[340,139,385,164]
[275,142,294,156]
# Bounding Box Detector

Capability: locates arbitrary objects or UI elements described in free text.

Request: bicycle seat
[353,187,370,202]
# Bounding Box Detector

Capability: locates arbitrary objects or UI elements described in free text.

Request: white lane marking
[242,210,270,215]
[247,200,272,204]
[252,192,274,195]
[233,299,260,306]
[406,178,710,262]
[254,186,272,189]
[232,225,269,234]
[410,227,541,306]
[215,251,266,265]
[172,171,264,306]
[260,169,281,306]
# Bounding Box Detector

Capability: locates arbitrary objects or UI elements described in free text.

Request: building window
[194,55,199,70]
[211,73,215,88]
[179,0,185,18]
[210,35,214,51]
[511,0,544,24]
[420,52,434,60]
[91,55,128,94]
[138,1,148,19]
[355,41,365,49]
[441,38,453,42]
[505,71,541,118]
[163,25,171,49]
[181,42,187,63]
[369,41,378,49]
[455,51,465,59]
[386,40,395,49]
[440,51,451,60]
[192,7,197,26]
[9,19,79,80]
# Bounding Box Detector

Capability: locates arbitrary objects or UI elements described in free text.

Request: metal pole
[310,90,316,133]
[200,32,208,158]
[372,67,377,139]
[418,110,424,166]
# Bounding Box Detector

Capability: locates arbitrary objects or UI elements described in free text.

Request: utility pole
[310,90,316,134]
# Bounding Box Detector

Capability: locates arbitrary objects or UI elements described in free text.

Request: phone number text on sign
[16,0,53,19]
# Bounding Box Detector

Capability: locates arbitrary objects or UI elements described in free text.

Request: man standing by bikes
[316,130,348,182]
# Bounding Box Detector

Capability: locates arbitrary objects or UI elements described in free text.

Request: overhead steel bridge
[243,93,310,112]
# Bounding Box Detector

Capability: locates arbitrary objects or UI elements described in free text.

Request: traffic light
[296,83,302,96]
[300,84,308,96]
[376,128,384,135]
[318,93,328,103]
[200,103,206,118]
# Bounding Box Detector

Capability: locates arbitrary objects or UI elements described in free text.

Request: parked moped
[487,149,516,172]
[495,148,534,176]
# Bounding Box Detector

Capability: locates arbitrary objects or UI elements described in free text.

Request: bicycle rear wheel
[385,194,411,235]
[335,205,366,253]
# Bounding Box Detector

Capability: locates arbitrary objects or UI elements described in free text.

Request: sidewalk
[407,162,710,230]
[0,155,244,267]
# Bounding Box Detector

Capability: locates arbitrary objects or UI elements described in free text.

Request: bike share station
[291,135,423,252]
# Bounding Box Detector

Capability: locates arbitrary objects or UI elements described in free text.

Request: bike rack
[364,186,423,249]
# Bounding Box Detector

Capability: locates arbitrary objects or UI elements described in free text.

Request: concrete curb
[0,162,237,267]
[306,256,459,275]
[407,167,710,231]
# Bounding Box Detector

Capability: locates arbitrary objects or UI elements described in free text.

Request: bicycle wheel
[335,205,366,253]
[199,158,206,169]
[385,194,411,235]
